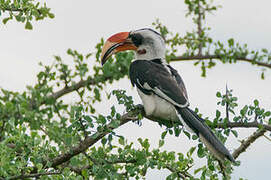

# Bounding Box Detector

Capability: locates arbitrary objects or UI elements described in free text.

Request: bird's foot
[134,104,144,111]
[129,104,145,126]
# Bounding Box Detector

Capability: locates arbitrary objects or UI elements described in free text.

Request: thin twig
[232,129,266,159]
[40,126,67,146]
[197,1,203,56]
[225,85,229,121]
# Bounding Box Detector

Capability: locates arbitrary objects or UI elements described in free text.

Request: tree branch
[232,129,266,159]
[214,122,271,132]
[166,165,193,179]
[1,6,44,15]
[69,157,137,175]
[1,7,24,12]
[46,73,122,103]
[48,78,96,100]
[42,103,270,169]
[170,55,271,69]
[7,171,61,180]
[50,109,137,168]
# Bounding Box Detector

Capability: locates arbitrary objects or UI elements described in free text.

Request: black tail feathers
[176,107,235,162]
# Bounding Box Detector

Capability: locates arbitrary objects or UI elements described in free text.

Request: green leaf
[194,166,205,174]
[48,13,55,18]
[183,131,191,139]
[3,17,11,24]
[228,38,234,46]
[240,105,248,116]
[262,48,268,53]
[82,169,89,179]
[159,139,165,147]
[111,106,116,117]
[101,138,107,145]
[118,136,125,145]
[36,163,43,171]
[192,134,198,140]
[108,134,113,142]
[261,72,265,80]
[254,99,259,107]
[138,138,150,150]
[216,110,221,118]
[15,15,22,22]
[189,146,196,155]
[197,144,205,158]
[161,131,167,139]
[231,130,238,137]
[25,21,33,30]
[70,157,80,166]
[208,164,215,171]
[216,92,221,98]
[265,111,271,117]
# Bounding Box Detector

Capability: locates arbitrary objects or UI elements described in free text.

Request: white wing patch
[137,78,189,108]
[153,87,189,108]
[143,82,152,90]
[136,78,153,91]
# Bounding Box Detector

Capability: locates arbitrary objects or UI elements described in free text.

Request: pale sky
[1,0,271,179]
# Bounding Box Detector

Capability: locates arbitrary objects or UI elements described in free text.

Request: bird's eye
[130,33,143,47]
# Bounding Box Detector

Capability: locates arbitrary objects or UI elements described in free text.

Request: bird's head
[101,28,166,65]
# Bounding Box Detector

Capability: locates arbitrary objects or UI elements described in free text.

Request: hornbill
[100,28,235,162]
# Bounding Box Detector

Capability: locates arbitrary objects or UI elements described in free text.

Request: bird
[100,28,235,163]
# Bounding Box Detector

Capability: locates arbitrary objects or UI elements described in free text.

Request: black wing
[129,60,189,107]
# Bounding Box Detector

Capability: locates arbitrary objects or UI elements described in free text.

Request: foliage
[1,0,271,179]
[0,0,54,29]
[153,0,271,78]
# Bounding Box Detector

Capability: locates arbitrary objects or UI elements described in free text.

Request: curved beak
[101,32,137,65]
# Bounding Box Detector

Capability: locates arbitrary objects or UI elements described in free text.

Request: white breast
[137,88,179,122]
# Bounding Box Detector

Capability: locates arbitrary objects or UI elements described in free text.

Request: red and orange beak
[101,32,137,65]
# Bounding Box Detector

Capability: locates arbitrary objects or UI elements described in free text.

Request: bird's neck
[135,49,166,62]
[135,45,166,62]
